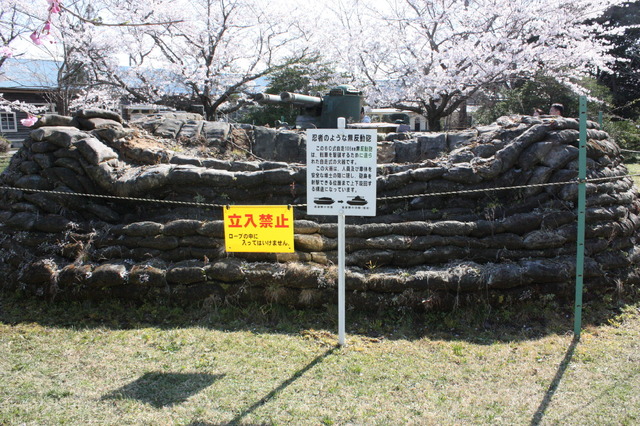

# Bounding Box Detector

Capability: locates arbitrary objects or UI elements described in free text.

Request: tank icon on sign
[314,197,335,205]
[347,196,368,206]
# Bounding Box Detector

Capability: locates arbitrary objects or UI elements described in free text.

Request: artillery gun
[254,84,364,129]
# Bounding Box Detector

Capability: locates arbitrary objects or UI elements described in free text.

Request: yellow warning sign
[223,205,294,253]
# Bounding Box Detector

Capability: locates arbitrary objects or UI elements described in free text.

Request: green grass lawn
[625,162,640,189]
[0,296,638,425]
[0,152,12,173]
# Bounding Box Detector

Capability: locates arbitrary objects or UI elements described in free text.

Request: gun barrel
[280,92,323,107]
[254,93,283,104]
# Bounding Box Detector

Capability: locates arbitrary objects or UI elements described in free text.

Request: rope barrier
[1,172,638,209]
[377,173,638,202]
[377,179,571,202]
[0,187,226,208]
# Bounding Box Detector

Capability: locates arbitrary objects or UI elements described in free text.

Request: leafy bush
[473,76,580,125]
[605,118,640,163]
[0,135,9,153]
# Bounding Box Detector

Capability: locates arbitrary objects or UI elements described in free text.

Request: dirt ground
[123,126,257,162]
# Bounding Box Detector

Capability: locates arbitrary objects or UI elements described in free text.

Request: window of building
[0,112,17,132]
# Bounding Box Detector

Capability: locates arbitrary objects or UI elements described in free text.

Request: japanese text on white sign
[306,129,377,216]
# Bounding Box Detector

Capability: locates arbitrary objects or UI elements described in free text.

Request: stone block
[203,121,231,141]
[154,119,184,139]
[76,109,123,123]
[88,264,127,287]
[166,266,206,284]
[393,140,421,163]
[19,259,57,284]
[30,127,88,147]
[252,126,277,160]
[75,137,118,165]
[417,134,448,160]
[177,120,204,140]
[32,114,76,128]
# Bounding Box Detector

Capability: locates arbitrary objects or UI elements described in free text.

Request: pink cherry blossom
[30,31,43,45]
[30,20,55,46]
[0,46,12,58]
[47,0,61,14]
[21,114,38,127]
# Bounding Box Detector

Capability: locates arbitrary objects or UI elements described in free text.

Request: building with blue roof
[0,58,60,146]
[0,57,273,146]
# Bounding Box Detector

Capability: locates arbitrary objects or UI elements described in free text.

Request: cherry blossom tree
[0,2,51,123]
[0,1,24,65]
[7,0,628,129]
[325,0,629,130]
[0,0,184,115]
[131,0,314,120]
[12,0,315,120]
[59,1,165,107]
[0,1,49,65]
[0,0,81,120]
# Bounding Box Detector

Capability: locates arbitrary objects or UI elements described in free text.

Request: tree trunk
[201,96,217,121]
[427,113,442,132]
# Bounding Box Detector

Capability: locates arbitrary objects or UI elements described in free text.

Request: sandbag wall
[0,111,639,310]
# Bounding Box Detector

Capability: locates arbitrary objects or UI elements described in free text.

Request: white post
[338,210,346,346]
[337,116,347,347]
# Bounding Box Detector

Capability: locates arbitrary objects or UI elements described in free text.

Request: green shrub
[605,119,640,163]
[0,135,9,153]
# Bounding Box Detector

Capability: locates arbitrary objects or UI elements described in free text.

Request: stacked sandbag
[0,111,638,310]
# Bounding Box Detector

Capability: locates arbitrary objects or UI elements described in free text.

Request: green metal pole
[574,96,588,338]
[598,111,603,129]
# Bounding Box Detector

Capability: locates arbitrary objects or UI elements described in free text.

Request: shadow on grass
[555,367,640,423]
[0,292,636,344]
[227,346,337,425]
[101,372,224,408]
[176,348,337,426]
[530,336,579,425]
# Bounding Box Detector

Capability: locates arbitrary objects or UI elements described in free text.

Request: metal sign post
[598,111,603,130]
[338,208,346,346]
[306,117,377,346]
[574,96,587,338]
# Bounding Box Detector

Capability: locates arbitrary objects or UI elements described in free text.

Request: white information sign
[306,128,378,217]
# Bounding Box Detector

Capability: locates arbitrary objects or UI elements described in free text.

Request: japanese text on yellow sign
[223,205,294,253]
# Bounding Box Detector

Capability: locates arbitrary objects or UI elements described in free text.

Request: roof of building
[0,57,270,94]
[0,58,59,90]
